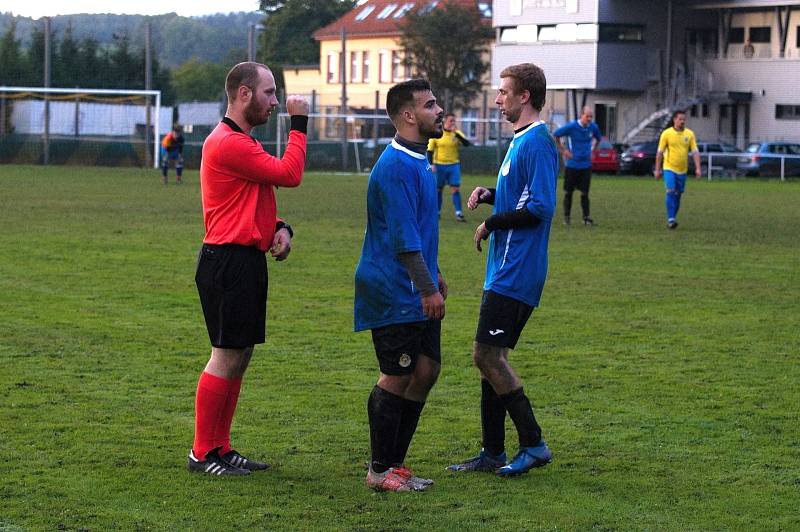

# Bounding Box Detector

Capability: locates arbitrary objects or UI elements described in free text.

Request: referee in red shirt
[188,62,309,476]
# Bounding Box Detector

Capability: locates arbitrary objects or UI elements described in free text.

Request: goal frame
[0,86,163,168]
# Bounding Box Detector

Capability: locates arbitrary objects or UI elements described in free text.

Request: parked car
[619,141,658,175]
[689,141,740,176]
[591,137,619,173]
[737,141,800,177]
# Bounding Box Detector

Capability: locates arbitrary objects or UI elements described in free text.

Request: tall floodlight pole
[248,23,255,61]
[340,28,348,171]
[43,17,51,165]
[145,21,153,168]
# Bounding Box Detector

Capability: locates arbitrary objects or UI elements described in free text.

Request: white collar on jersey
[391,139,427,159]
[513,120,545,139]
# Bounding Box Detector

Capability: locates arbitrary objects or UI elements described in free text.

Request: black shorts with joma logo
[371,320,441,375]
[475,290,533,349]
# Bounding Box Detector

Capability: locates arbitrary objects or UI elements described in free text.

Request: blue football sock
[437,188,443,213]
[666,192,678,220]
[674,192,682,217]
[452,190,462,214]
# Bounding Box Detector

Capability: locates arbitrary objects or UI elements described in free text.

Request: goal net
[0,86,166,168]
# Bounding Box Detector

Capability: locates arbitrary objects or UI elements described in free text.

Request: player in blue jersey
[553,107,602,225]
[354,79,446,492]
[448,63,558,477]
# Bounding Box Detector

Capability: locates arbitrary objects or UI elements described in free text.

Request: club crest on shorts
[398,353,412,368]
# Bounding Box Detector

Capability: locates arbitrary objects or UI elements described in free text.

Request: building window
[702,103,709,117]
[775,104,800,119]
[720,104,728,118]
[749,27,771,43]
[379,51,389,83]
[690,105,698,117]
[377,4,397,19]
[327,53,336,83]
[351,52,359,83]
[355,5,375,21]
[728,27,745,44]
[599,24,644,43]
[362,51,370,83]
[392,50,405,81]
[797,26,800,47]
[462,108,478,138]
[538,25,557,41]
[394,2,415,18]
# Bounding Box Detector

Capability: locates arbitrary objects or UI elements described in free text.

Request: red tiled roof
[313,0,488,41]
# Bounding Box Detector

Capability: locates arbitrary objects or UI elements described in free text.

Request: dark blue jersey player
[354,79,446,492]
[449,63,558,477]
[553,107,602,225]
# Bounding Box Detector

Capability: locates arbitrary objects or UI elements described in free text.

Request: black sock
[581,194,590,218]
[367,385,404,473]
[480,379,506,456]
[563,192,572,217]
[393,398,425,467]
[499,387,542,448]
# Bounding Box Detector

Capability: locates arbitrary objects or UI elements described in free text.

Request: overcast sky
[5,0,261,19]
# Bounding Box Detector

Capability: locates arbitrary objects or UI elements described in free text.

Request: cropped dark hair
[225,62,269,101]
[386,79,432,118]
[500,63,547,112]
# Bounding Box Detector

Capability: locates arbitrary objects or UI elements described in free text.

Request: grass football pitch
[0,165,798,530]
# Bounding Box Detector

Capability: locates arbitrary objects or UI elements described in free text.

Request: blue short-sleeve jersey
[354,140,439,331]
[553,120,602,169]
[484,121,558,307]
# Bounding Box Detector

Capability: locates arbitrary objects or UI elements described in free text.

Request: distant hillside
[0,11,265,67]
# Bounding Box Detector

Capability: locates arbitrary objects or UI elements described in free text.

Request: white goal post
[0,86,163,168]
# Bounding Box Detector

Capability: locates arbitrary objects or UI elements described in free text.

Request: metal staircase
[621,58,714,145]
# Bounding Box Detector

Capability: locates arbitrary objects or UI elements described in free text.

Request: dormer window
[355,5,375,21]
[394,2,415,18]
[377,4,397,19]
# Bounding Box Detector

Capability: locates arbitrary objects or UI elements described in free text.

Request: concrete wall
[491,42,598,89]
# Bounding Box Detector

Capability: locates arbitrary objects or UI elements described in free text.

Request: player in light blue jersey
[448,63,557,477]
[354,79,447,492]
[553,107,602,225]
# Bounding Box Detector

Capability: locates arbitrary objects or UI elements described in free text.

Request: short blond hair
[500,63,547,111]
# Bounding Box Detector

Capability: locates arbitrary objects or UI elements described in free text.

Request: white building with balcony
[491,0,800,147]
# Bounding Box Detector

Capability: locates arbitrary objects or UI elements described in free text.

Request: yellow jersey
[658,127,698,174]
[427,130,467,164]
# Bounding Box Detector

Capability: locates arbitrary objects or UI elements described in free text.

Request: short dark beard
[244,98,269,127]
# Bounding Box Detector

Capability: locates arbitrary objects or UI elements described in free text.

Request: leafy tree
[54,23,81,87]
[258,0,355,89]
[399,1,493,111]
[0,19,25,85]
[172,59,227,102]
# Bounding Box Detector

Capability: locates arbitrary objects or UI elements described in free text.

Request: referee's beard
[244,98,273,128]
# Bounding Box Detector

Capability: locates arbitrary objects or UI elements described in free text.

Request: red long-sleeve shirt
[200,118,306,251]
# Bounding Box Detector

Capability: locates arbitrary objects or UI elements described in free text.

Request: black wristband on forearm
[275,221,294,238]
[398,251,437,297]
[484,208,539,232]
[290,115,308,134]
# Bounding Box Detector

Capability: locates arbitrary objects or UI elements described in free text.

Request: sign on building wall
[511,0,578,15]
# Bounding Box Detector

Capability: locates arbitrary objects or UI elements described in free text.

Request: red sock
[216,377,242,456]
[192,371,233,460]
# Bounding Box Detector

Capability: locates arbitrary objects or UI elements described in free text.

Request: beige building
[283,0,493,141]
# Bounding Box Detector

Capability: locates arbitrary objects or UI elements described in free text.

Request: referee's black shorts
[195,243,267,349]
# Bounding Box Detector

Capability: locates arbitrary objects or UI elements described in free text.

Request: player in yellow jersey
[654,110,701,229]
[427,113,471,222]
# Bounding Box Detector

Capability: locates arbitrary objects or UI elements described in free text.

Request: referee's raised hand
[286,95,309,116]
